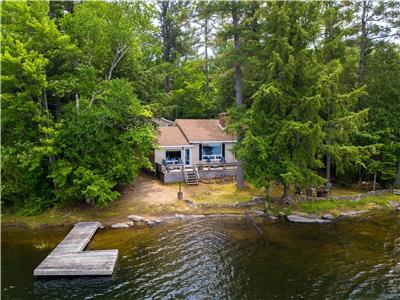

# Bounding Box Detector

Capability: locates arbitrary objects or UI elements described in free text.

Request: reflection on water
[2,211,400,299]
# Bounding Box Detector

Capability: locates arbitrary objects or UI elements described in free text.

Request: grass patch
[281,194,400,215]
[192,182,265,204]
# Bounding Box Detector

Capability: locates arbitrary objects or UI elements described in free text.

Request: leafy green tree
[1,1,156,214]
[1,0,67,213]
[50,80,155,206]
[62,0,153,83]
[169,59,216,118]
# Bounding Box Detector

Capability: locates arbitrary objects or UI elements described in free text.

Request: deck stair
[183,167,199,185]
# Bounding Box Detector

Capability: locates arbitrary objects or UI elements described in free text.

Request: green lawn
[278,194,400,215]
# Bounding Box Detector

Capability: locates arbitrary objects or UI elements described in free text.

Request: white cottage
[153,113,238,184]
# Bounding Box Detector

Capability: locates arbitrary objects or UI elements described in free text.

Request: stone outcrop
[287,215,330,223]
[322,213,334,220]
[339,210,366,217]
[128,215,145,222]
[235,197,264,207]
[251,209,267,217]
[111,221,134,229]
[287,213,330,224]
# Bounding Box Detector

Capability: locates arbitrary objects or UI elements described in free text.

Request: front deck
[155,162,238,184]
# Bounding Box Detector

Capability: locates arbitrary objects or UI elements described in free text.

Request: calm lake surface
[2,212,400,299]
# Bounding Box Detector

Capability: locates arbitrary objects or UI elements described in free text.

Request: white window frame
[202,143,222,160]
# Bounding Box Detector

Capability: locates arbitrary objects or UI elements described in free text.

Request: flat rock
[287,215,330,223]
[251,209,267,217]
[290,211,319,219]
[148,218,163,223]
[388,201,400,208]
[128,215,145,222]
[322,213,335,220]
[111,221,134,229]
[339,210,366,217]
[175,213,189,220]
[145,220,155,226]
[267,215,279,220]
[190,214,206,218]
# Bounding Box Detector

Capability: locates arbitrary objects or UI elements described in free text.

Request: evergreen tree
[362,43,400,187]
[234,1,324,201]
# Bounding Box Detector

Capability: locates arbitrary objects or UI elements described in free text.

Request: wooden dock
[34,222,118,277]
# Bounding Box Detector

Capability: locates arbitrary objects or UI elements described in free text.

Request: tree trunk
[232,1,245,189]
[358,0,367,84]
[54,96,61,120]
[204,17,210,94]
[161,1,172,94]
[373,171,376,191]
[326,154,331,183]
[75,93,80,113]
[282,185,291,204]
[43,89,49,116]
[232,3,243,106]
[48,0,55,19]
[165,76,171,94]
[66,0,74,14]
[394,158,400,187]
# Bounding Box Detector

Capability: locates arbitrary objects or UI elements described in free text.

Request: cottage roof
[174,119,236,143]
[157,126,190,146]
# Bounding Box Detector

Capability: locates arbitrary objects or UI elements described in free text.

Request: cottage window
[202,143,222,160]
[165,150,182,164]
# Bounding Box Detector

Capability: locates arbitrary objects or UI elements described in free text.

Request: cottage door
[185,148,192,166]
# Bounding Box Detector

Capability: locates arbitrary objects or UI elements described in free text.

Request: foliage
[1,1,155,214]
[1,0,399,213]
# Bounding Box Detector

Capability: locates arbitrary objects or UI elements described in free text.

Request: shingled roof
[157,126,190,146]
[157,119,236,147]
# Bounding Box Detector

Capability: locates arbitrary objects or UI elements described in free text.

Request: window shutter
[222,143,225,158]
[199,144,202,160]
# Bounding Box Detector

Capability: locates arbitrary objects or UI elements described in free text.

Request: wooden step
[183,168,199,186]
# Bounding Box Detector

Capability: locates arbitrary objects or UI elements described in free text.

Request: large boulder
[388,201,400,208]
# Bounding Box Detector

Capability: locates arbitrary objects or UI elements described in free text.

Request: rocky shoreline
[109,199,400,228]
[3,194,399,229]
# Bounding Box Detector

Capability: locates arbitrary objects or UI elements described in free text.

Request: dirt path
[118,173,183,205]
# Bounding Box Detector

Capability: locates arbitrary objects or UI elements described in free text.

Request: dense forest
[2,0,400,214]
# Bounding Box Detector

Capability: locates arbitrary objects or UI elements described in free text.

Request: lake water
[2,212,400,299]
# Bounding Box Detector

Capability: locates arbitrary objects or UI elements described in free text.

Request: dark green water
[2,212,400,299]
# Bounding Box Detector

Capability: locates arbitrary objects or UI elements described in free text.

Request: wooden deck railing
[155,161,238,173]
[155,162,185,173]
[195,161,238,171]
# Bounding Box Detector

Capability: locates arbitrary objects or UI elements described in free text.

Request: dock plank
[34,222,118,277]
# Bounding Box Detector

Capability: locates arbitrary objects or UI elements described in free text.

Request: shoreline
[2,175,399,229]
[2,200,399,229]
